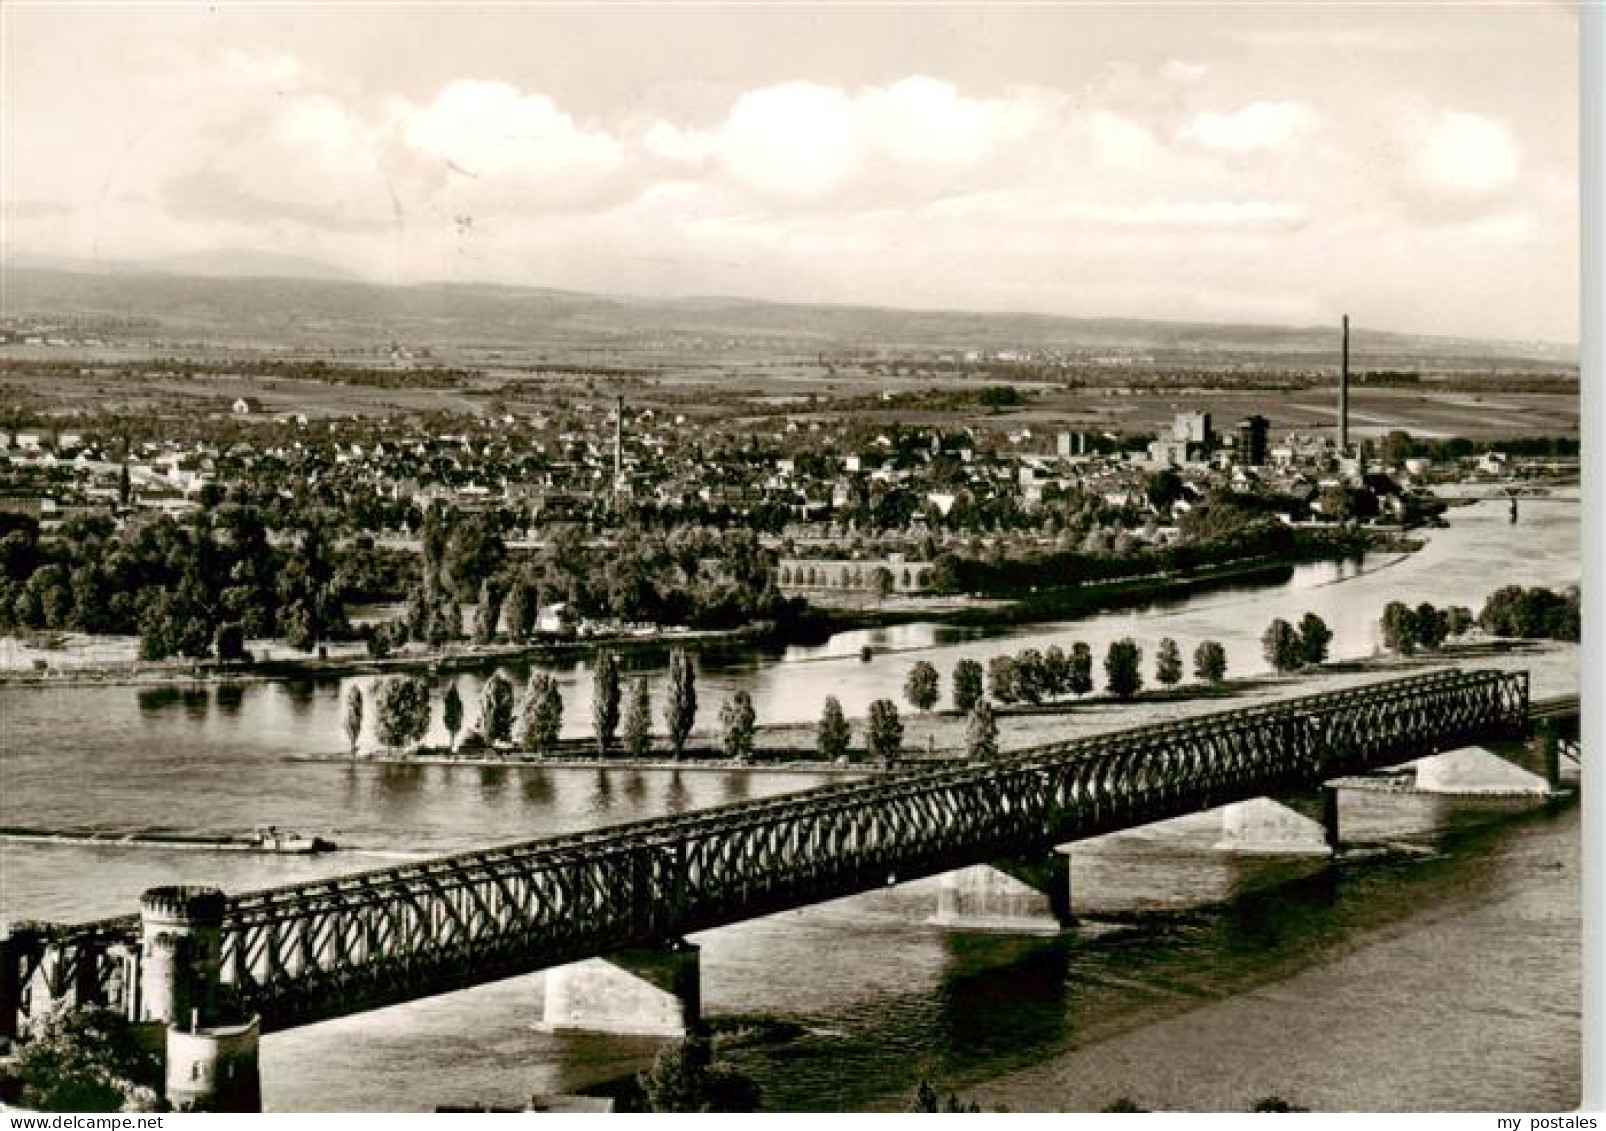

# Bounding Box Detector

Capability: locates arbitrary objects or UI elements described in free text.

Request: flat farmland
[998,385,1579,441]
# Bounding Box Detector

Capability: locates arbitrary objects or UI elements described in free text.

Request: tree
[664,648,697,758]
[818,695,852,761]
[987,654,1019,704]
[904,660,940,713]
[592,651,621,755]
[1102,1097,1149,1113]
[9,1007,164,1112]
[374,675,431,751]
[866,699,903,766]
[637,1034,762,1113]
[623,676,653,758]
[1477,586,1579,640]
[1381,600,1418,655]
[281,599,319,653]
[214,621,245,662]
[1298,612,1333,666]
[1193,640,1228,684]
[872,565,896,600]
[472,578,502,645]
[479,672,515,746]
[1068,643,1094,698]
[965,700,999,760]
[1318,484,1355,522]
[1155,637,1183,687]
[1444,605,1475,638]
[951,659,984,714]
[1013,648,1046,705]
[908,1080,982,1114]
[1251,1097,1310,1113]
[1104,639,1143,700]
[1262,618,1303,673]
[1145,468,1185,512]
[442,682,463,752]
[1042,645,1070,699]
[504,580,538,644]
[342,683,364,756]
[440,511,506,601]
[1415,601,1448,650]
[719,691,757,762]
[518,673,563,754]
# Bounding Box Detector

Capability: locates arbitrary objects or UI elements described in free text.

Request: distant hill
[0,264,1577,368]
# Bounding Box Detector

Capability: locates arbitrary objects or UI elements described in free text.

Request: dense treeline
[0,357,480,389]
[1379,430,1580,463]
[1378,585,1579,654]
[385,508,807,653]
[522,526,803,631]
[925,500,1339,596]
[0,508,354,658]
[1477,585,1581,641]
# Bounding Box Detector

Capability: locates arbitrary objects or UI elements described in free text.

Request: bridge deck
[6,667,1557,1034]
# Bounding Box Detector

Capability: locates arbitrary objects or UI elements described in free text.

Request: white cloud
[1086,111,1165,169]
[709,81,858,198]
[1410,110,1521,198]
[402,79,624,185]
[652,76,1055,203]
[1177,100,1319,152]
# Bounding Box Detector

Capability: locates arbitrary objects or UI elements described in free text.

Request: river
[0,496,1582,1110]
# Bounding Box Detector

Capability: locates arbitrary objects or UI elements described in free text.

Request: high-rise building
[1236,415,1269,466]
[1172,411,1213,447]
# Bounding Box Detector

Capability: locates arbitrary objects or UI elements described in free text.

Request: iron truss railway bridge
[1,667,1575,1040]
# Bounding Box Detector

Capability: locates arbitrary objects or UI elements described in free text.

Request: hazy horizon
[3,5,1582,342]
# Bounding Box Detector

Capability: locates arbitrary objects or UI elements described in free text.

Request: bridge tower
[137,886,260,1113]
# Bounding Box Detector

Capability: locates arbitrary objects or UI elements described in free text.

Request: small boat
[250,826,336,854]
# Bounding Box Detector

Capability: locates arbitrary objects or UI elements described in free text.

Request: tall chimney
[614,395,624,493]
[1339,315,1350,454]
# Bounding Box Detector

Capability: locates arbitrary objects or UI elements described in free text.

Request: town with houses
[0,391,1533,591]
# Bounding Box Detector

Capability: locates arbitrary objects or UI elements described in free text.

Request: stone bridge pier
[136,886,260,1113]
[931,850,1075,934]
[542,939,701,1037]
[1215,791,1339,854]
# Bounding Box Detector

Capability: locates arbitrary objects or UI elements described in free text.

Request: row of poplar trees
[340,647,766,759]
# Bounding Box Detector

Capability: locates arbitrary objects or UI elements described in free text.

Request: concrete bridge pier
[1412,747,1552,795]
[542,939,701,1037]
[137,886,261,1113]
[931,850,1075,934]
[1214,794,1338,855]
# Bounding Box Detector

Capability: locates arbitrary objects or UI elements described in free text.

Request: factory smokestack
[1339,314,1350,454]
[614,395,624,494]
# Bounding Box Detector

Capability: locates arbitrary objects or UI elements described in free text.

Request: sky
[0,3,1582,342]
